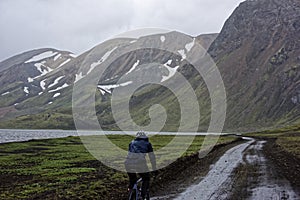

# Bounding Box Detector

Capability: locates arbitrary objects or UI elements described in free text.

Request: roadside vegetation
[246,123,300,158]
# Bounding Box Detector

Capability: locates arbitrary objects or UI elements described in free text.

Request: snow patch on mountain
[87,47,118,75]
[24,87,29,94]
[162,66,179,82]
[105,75,120,82]
[126,60,140,75]
[58,59,71,68]
[48,76,65,88]
[27,62,54,83]
[161,60,179,82]
[27,77,34,83]
[49,83,69,93]
[34,62,53,77]
[40,79,46,90]
[99,88,109,95]
[98,81,132,95]
[54,53,61,61]
[185,38,195,52]
[1,91,10,96]
[53,93,61,98]
[178,49,186,61]
[165,59,172,65]
[69,53,77,58]
[48,101,53,105]
[75,72,83,83]
[88,61,101,75]
[25,51,58,63]
[160,35,166,42]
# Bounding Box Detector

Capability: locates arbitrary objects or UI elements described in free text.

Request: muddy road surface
[152,138,299,200]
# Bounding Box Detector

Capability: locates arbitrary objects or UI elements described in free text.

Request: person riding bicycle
[125,131,156,200]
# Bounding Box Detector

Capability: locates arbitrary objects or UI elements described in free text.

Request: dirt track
[150,138,245,199]
[245,141,297,199]
[151,137,300,200]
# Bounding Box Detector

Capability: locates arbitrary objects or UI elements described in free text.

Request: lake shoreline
[0,129,234,144]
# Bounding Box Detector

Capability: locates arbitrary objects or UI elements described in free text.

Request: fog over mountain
[0,0,244,61]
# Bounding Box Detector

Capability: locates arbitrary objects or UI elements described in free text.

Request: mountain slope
[0,32,216,130]
[0,48,75,118]
[208,0,300,131]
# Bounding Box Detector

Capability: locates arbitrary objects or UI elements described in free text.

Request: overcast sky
[0,0,244,61]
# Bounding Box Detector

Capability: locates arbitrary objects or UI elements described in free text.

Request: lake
[0,129,218,144]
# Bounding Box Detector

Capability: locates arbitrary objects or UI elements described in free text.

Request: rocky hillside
[0,32,214,130]
[0,49,75,118]
[208,0,300,131]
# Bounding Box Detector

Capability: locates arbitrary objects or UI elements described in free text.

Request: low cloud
[0,0,243,61]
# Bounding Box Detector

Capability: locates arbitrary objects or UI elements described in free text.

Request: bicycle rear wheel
[128,189,137,200]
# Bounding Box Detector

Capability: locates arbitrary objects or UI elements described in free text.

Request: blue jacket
[129,137,153,153]
[125,137,156,171]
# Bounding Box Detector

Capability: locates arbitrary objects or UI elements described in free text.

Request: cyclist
[125,131,156,200]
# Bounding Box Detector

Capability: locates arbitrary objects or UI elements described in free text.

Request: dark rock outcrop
[208,0,300,130]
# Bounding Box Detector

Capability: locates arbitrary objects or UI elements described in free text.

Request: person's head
[135,131,148,139]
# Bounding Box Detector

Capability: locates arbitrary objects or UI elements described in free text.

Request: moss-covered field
[246,123,300,158]
[0,135,237,199]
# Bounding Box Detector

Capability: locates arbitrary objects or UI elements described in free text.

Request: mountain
[0,49,75,118]
[196,33,218,50]
[0,0,299,132]
[208,0,300,131]
[0,32,216,130]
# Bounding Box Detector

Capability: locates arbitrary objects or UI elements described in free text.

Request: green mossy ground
[246,123,300,158]
[0,135,236,199]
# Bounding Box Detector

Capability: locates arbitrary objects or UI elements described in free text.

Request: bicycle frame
[129,178,143,200]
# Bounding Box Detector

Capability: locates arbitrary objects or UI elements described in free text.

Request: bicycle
[128,178,150,200]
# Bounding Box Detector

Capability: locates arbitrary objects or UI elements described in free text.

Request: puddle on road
[172,139,254,200]
[246,141,298,200]
[152,138,299,200]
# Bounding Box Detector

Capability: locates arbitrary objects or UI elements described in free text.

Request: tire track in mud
[172,137,254,200]
[153,137,299,200]
[243,141,299,200]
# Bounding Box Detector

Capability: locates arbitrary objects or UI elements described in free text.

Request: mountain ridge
[208,0,300,131]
